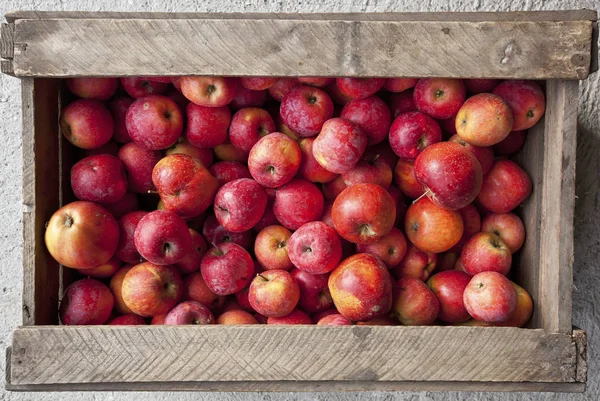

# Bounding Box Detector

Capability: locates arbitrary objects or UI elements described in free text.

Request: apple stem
[412,188,431,204]
[211,242,224,256]
[147,190,159,194]
[257,274,268,281]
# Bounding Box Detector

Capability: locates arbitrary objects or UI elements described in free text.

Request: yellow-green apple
[118,142,162,193]
[464,79,499,93]
[393,159,425,199]
[460,232,512,276]
[229,107,276,153]
[288,221,342,274]
[120,77,168,98]
[356,227,407,269]
[248,269,300,317]
[67,77,119,100]
[110,265,135,315]
[414,142,483,210]
[481,213,525,253]
[126,95,183,150]
[328,253,393,321]
[388,90,417,118]
[336,78,385,99]
[109,96,134,143]
[201,242,254,295]
[45,201,119,269]
[164,301,215,325]
[404,197,464,253]
[498,282,533,327]
[413,78,466,119]
[297,137,338,183]
[492,80,545,130]
[493,130,527,156]
[214,178,268,232]
[312,118,367,174]
[392,277,439,325]
[298,77,334,87]
[340,95,391,145]
[185,103,231,148]
[448,134,494,175]
[248,132,302,188]
[60,99,114,149]
[102,191,139,220]
[182,271,221,310]
[463,271,517,322]
[394,244,437,281]
[332,183,395,244]
[134,210,192,265]
[59,278,114,325]
[230,87,267,109]
[115,211,147,264]
[389,111,442,160]
[166,139,214,168]
[280,85,334,137]
[384,78,418,93]
[273,179,324,230]
[455,93,513,146]
[317,314,353,325]
[290,268,333,313]
[70,154,127,204]
[254,225,293,271]
[152,154,219,218]
[179,76,239,107]
[240,77,278,90]
[122,262,183,316]
[209,161,252,186]
[108,314,146,325]
[217,310,258,324]
[175,229,207,274]
[76,256,121,279]
[268,78,302,101]
[426,270,471,323]
[267,309,312,325]
[477,160,532,213]
[202,214,254,249]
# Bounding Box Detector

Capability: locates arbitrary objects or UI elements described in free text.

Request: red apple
[151,314,167,325]
[248,132,302,188]
[317,314,353,325]
[115,211,148,264]
[394,244,437,281]
[460,232,512,276]
[437,251,459,272]
[414,141,483,210]
[340,158,393,191]
[312,118,367,174]
[79,140,120,158]
[134,210,192,265]
[202,214,254,250]
[268,78,302,101]
[214,178,268,232]
[59,278,114,325]
[456,93,513,146]
[493,130,527,156]
[439,116,458,138]
[280,85,334,137]
[325,80,352,105]
[110,265,135,315]
[384,78,418,93]
[108,96,135,143]
[267,309,312,325]
[108,315,146,325]
[249,270,300,317]
[298,77,334,87]
[288,221,342,274]
[240,77,278,90]
[175,229,208,274]
[477,160,532,213]
[481,213,525,253]
[297,137,338,183]
[340,95,391,145]
[336,78,385,100]
[166,139,214,168]
[332,183,395,244]
[253,199,278,233]
[463,271,517,322]
[153,154,219,218]
[356,227,407,269]
[185,103,231,148]
[254,225,293,271]
[464,79,499,93]
[452,203,482,250]
[311,308,339,323]
[329,253,393,321]
[386,186,407,227]
[273,179,324,230]
[388,90,417,118]
[121,77,168,99]
[235,287,255,312]
[214,140,248,163]
[122,262,183,317]
[165,86,190,110]
[182,271,221,310]
[164,301,215,325]
[392,277,439,325]
[77,256,121,278]
[230,87,267,109]
[393,159,425,199]
[67,77,119,100]
[413,78,466,119]
[71,154,127,204]
[427,270,471,323]
[45,201,119,269]
[290,268,333,314]
[126,95,183,150]
[448,134,494,175]
[118,142,162,194]
[492,80,545,130]
[229,107,276,153]
[498,283,533,327]
[389,111,442,160]
[404,197,464,253]
[60,99,114,149]
[209,161,252,186]
[362,141,399,170]
[201,242,254,295]
[179,76,238,107]
[217,310,258,324]
[102,191,140,220]
[322,176,348,200]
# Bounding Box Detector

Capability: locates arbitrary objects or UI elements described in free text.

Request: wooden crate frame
[1,10,597,392]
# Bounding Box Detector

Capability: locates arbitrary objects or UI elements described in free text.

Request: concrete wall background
[1,1,598,400]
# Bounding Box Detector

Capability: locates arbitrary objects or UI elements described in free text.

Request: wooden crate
[1,10,597,393]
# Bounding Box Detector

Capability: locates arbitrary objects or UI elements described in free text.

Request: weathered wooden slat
[21,78,61,325]
[1,23,14,75]
[537,80,579,334]
[10,326,583,386]
[10,18,594,79]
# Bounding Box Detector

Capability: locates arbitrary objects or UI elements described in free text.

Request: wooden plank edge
[591,21,598,73]
[0,23,14,76]
[4,10,598,23]
[573,329,587,383]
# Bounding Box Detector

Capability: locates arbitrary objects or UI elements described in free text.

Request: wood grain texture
[9,326,583,386]
[538,80,579,334]
[21,78,61,325]
[1,23,14,75]
[10,18,594,79]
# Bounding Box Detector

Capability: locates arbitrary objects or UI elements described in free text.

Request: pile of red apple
[46,75,543,327]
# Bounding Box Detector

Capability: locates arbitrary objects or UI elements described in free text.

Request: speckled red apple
[477,160,532,213]
[229,107,276,153]
[341,95,391,145]
[280,85,334,137]
[248,132,302,188]
[413,78,466,120]
[60,99,114,150]
[126,95,183,150]
[164,301,214,325]
[394,244,437,281]
[463,271,517,322]
[118,142,162,194]
[288,221,342,274]
[60,278,114,325]
[254,225,293,271]
[201,242,254,296]
[179,76,239,107]
[134,210,192,265]
[492,80,545,130]
[455,93,513,146]
[214,178,268,232]
[71,154,127,204]
[249,269,300,317]
[273,179,324,230]
[427,270,471,323]
[312,118,367,174]
[356,227,407,269]
[392,277,439,325]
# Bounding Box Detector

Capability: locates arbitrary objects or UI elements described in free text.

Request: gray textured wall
[1,1,598,400]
